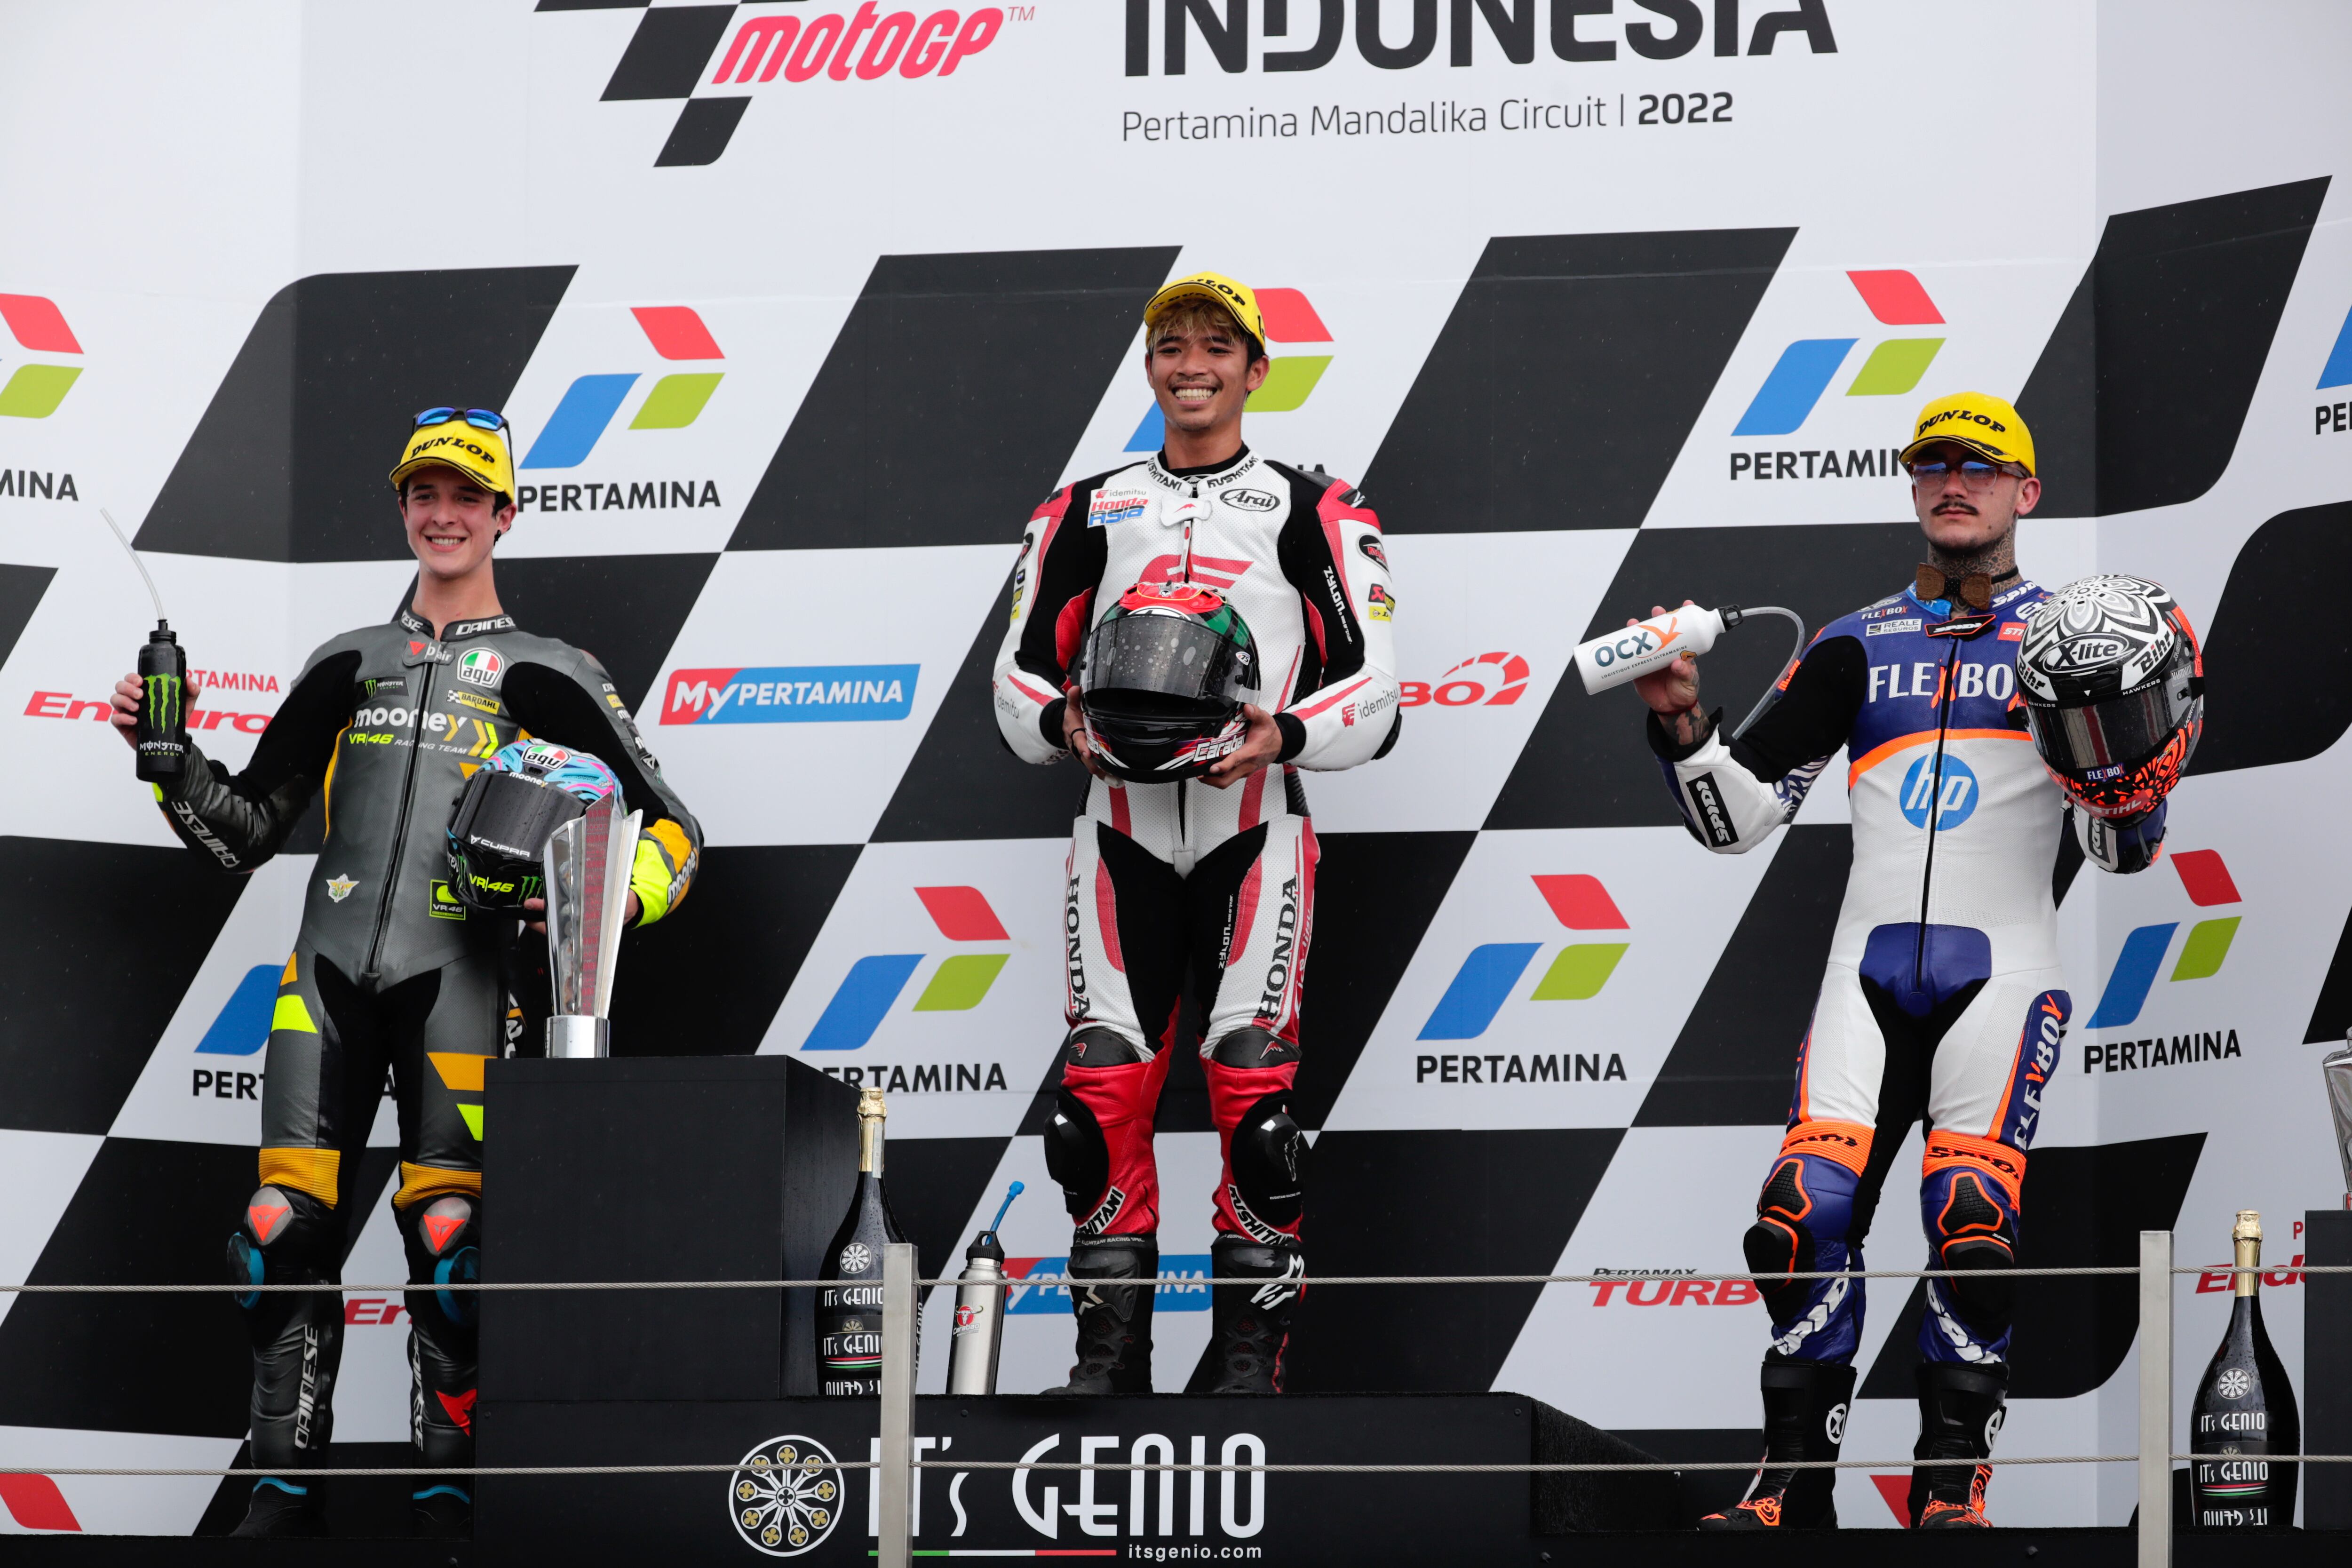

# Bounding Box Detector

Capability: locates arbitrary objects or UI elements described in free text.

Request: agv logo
[522,306,725,470]
[1733,271,1946,437]
[1419,875,1629,1040]
[1127,288,1334,451]
[803,887,1011,1051]
[2084,850,2241,1028]
[0,294,83,419]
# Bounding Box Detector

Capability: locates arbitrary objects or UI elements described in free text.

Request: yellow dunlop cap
[390,419,518,502]
[1900,390,2036,476]
[1143,271,1267,349]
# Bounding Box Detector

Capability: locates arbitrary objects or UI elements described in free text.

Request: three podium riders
[119,275,2200,1534]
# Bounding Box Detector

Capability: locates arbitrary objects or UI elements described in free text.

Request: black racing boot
[1699,1360,1854,1529]
[1045,1236,1156,1394]
[1201,1236,1302,1394]
[1909,1361,2007,1528]
[230,1477,327,1538]
[411,1484,472,1537]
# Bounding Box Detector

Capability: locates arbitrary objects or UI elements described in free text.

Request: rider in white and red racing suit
[993,446,1398,1390]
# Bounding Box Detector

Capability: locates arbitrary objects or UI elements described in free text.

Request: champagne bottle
[816,1089,907,1397]
[2190,1210,2300,1528]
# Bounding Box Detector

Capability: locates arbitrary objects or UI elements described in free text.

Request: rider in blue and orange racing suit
[1637,394,2171,1531]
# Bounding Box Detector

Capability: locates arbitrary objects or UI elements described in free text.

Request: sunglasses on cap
[413,407,510,434]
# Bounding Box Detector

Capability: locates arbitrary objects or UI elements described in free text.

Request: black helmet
[445,740,622,911]
[1076,582,1261,782]
[2018,574,2203,820]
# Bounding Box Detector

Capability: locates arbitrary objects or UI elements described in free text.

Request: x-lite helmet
[2018,574,2203,820]
[445,740,621,911]
[1076,582,1261,782]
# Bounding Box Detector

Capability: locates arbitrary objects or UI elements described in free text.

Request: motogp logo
[1898,754,1979,830]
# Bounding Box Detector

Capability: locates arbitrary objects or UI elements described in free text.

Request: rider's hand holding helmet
[1074,582,1262,783]
[2018,573,2204,824]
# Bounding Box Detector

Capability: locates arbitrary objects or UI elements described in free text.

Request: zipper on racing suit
[365,648,439,979]
[1911,638,1963,990]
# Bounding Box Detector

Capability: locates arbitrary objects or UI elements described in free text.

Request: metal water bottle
[2190,1210,2300,1528]
[946,1183,1022,1395]
[135,621,189,782]
[816,1090,907,1396]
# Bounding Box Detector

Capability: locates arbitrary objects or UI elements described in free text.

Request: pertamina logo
[2080,849,2246,1074]
[2317,298,2352,437]
[539,4,1017,170]
[1416,874,1631,1084]
[799,887,1015,1094]
[519,305,725,517]
[662,664,918,725]
[1127,288,1334,450]
[1730,270,1947,482]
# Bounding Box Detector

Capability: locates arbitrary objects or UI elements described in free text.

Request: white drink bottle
[1574,605,1737,695]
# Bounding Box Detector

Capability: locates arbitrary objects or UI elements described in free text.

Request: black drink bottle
[135,621,189,783]
[816,1089,907,1396]
[2190,1209,2300,1528]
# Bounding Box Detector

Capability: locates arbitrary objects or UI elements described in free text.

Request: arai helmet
[2018,574,2203,820]
[1076,581,1261,783]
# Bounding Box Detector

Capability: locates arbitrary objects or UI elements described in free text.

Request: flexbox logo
[2084,849,2242,1028]
[1419,875,1629,1040]
[0,294,84,419]
[523,306,724,470]
[1732,271,1947,438]
[538,3,1010,169]
[661,665,919,725]
[803,887,1011,1051]
[1126,288,1334,451]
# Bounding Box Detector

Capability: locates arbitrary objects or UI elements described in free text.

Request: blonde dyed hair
[1147,299,1263,361]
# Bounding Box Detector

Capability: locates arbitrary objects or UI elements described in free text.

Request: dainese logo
[538,4,1012,170]
[524,306,725,470]
[2084,849,2242,1028]
[1127,287,1335,450]
[1420,874,1629,1040]
[803,887,1012,1051]
[0,293,84,419]
[1733,270,1947,437]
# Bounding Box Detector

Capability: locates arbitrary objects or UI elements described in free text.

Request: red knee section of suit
[1205,1059,1301,1242]
[1060,1053,1172,1238]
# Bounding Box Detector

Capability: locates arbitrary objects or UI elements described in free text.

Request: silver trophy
[2326,1031,2352,1210]
[542,794,641,1059]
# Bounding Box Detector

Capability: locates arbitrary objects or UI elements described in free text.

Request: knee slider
[229,1186,334,1311]
[1207,1026,1300,1071]
[1226,1089,1306,1236]
[1931,1170,2018,1334]
[1064,1026,1150,1068]
[1044,1089,1112,1222]
[401,1195,481,1331]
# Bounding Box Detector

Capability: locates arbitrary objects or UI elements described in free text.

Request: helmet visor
[2025,665,2196,780]
[1081,612,1255,706]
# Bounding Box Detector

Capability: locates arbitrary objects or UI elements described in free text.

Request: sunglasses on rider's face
[1907,456,2025,492]
[413,407,510,434]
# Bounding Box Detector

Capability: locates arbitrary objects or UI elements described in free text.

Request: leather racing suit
[1651,572,2167,1523]
[992,446,1399,1391]
[158,600,701,1510]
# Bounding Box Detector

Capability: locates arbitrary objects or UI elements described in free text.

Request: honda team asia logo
[1127,287,1334,450]
[1416,873,1631,1083]
[536,2,1015,168]
[1126,0,1835,73]
[1730,269,1948,484]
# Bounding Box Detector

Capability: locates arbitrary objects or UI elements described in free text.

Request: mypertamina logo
[728,1435,842,1556]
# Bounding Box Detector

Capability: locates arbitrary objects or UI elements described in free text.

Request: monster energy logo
[143,672,184,740]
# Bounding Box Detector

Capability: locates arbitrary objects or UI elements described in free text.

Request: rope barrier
[4,1457,2346,1481]
[5,1262,2336,1293]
